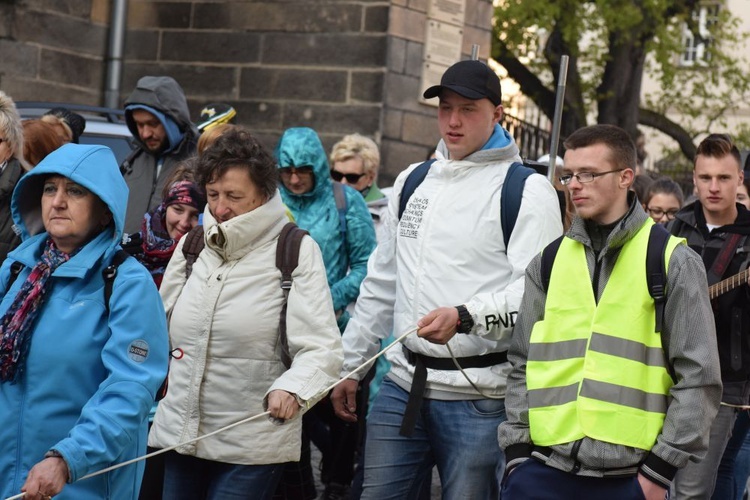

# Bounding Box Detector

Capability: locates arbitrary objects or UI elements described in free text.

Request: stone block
[263,34,386,67]
[40,49,104,90]
[384,72,423,113]
[22,0,93,18]
[388,5,426,43]
[124,30,160,61]
[401,110,438,146]
[162,31,261,64]
[0,76,100,105]
[466,0,493,28]
[240,67,347,102]
[194,3,362,32]
[365,5,389,33]
[91,0,109,24]
[0,40,39,79]
[405,40,424,77]
[409,0,429,14]
[128,1,191,29]
[380,137,431,184]
[14,9,107,57]
[122,64,237,100]
[382,109,403,139]
[351,71,385,103]
[387,37,407,74]
[231,100,285,132]
[282,103,380,135]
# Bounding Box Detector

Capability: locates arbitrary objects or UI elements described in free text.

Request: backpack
[539,223,671,333]
[398,159,538,248]
[181,222,309,368]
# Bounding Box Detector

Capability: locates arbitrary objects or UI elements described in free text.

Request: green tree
[492,0,750,161]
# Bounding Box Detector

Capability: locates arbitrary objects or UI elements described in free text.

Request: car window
[79,134,134,166]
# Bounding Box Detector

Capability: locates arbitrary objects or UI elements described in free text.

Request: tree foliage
[492,0,750,162]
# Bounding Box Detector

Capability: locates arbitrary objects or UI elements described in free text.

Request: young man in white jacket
[330,59,563,499]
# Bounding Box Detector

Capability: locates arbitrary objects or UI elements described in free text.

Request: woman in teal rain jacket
[0,144,169,500]
[275,127,376,332]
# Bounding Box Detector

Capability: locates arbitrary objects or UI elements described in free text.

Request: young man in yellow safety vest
[499,124,722,500]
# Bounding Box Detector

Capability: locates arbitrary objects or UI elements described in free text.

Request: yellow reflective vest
[527,219,683,450]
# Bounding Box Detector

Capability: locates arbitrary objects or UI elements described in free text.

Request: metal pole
[471,44,479,61]
[547,55,569,184]
[104,0,128,109]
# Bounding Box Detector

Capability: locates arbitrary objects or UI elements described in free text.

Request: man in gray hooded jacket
[121,76,198,233]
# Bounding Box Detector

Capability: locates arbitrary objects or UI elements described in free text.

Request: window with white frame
[680,3,720,67]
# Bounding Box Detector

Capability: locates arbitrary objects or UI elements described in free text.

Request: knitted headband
[163,180,206,211]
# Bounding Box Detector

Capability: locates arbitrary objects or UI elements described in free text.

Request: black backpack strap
[540,236,564,294]
[5,261,24,292]
[646,223,671,333]
[398,159,436,220]
[332,181,348,237]
[103,250,130,315]
[182,225,205,280]
[276,222,309,369]
[501,162,537,248]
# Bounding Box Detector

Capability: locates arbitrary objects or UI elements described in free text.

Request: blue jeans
[162,451,284,500]
[361,377,506,500]
[714,409,750,500]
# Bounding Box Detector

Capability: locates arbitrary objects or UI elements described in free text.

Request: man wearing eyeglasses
[668,134,750,499]
[499,124,721,499]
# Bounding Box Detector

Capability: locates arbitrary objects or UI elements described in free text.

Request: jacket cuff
[639,452,677,489]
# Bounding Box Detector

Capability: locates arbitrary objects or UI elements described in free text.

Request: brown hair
[694,133,741,170]
[161,157,200,200]
[196,126,278,201]
[563,124,637,171]
[197,123,237,156]
[23,119,64,168]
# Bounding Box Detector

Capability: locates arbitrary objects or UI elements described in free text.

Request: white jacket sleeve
[340,172,405,379]
[466,175,563,340]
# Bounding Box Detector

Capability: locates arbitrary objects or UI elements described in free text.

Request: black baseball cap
[423,60,502,106]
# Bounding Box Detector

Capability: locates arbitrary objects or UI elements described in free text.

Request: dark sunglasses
[279,166,314,179]
[331,170,366,184]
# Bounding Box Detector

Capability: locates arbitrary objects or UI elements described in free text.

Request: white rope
[4,327,418,500]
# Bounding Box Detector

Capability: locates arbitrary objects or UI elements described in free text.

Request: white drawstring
[4,327,418,500]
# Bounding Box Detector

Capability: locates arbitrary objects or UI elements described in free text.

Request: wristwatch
[455,305,474,334]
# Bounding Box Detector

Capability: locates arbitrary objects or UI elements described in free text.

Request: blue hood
[274,127,332,205]
[11,144,128,245]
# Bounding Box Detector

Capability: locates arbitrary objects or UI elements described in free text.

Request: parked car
[16,102,134,165]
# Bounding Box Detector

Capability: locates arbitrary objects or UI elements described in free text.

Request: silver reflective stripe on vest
[580,379,668,414]
[528,339,588,361]
[528,382,579,408]
[589,332,667,368]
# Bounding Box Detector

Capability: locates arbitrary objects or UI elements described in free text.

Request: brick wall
[0,0,493,185]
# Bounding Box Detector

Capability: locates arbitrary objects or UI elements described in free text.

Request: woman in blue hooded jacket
[0,144,169,500]
[274,127,376,333]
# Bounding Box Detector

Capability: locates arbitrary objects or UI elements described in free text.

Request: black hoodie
[669,201,750,402]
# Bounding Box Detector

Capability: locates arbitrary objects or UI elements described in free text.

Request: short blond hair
[197,123,237,156]
[330,133,380,176]
[0,91,26,166]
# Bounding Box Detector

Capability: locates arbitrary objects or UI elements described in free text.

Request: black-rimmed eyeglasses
[279,166,314,179]
[559,169,625,186]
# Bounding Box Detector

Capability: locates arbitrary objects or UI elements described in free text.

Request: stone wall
[0,0,494,185]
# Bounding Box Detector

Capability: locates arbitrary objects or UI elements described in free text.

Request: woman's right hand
[266,389,301,421]
[21,457,68,500]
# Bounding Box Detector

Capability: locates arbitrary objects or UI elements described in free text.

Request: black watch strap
[455,305,474,334]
